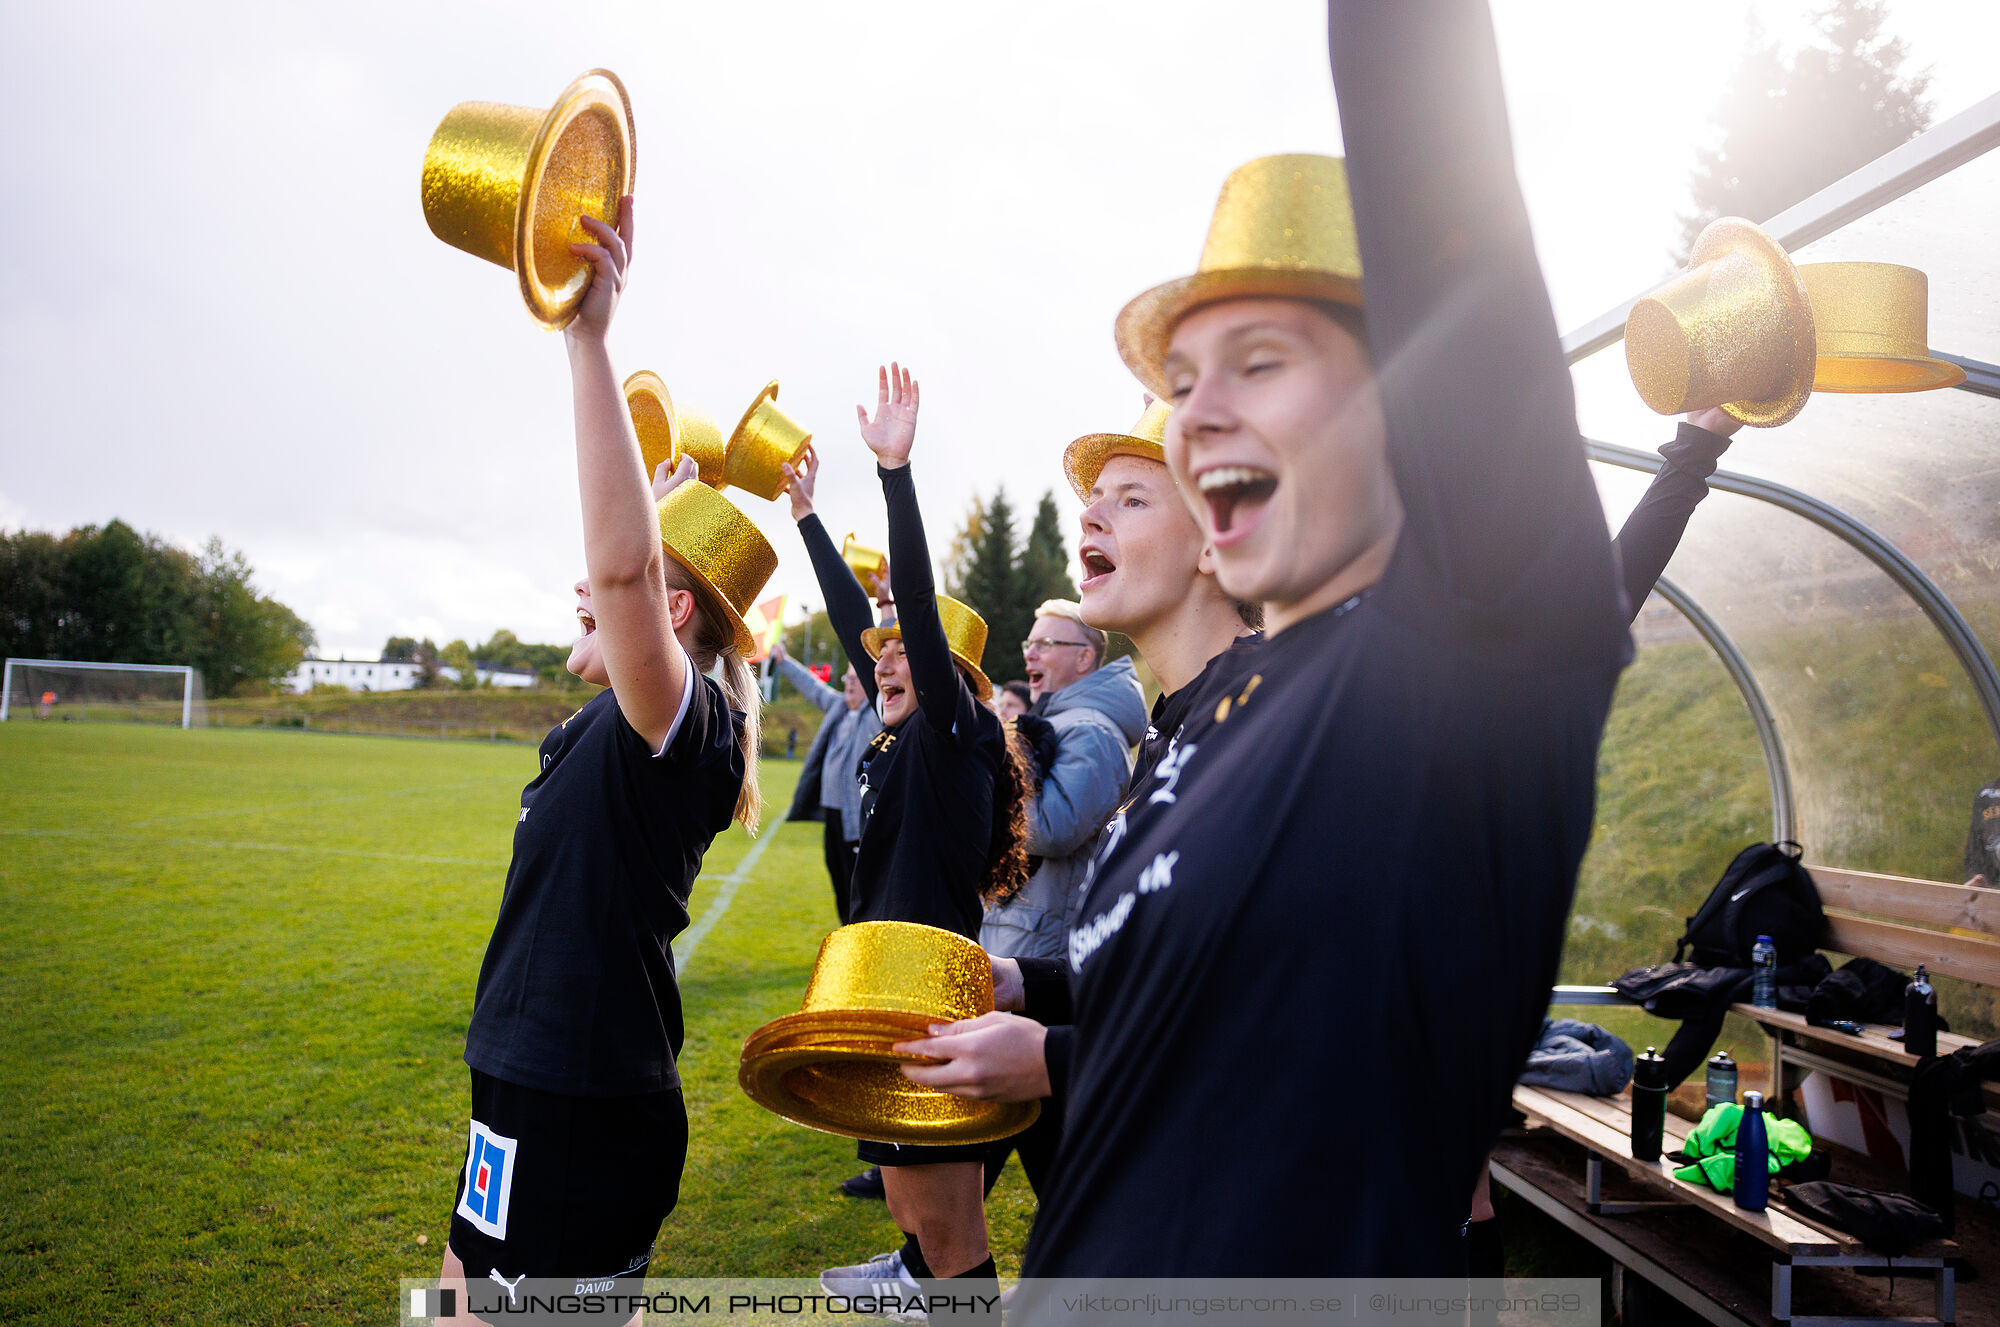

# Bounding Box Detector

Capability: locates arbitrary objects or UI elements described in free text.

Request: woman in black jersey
[995,3,1635,1285]
[781,365,1031,1304]
[439,197,773,1320]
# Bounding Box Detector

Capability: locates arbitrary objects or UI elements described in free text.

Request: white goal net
[1,658,208,728]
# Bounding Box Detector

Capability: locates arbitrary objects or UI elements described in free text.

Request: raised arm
[861,364,966,732]
[564,197,691,748]
[1327,1,1624,654]
[1614,412,1737,622]
[786,446,879,707]
[772,645,842,715]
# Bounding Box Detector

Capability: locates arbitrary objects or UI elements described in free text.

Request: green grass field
[0,723,1033,1325]
[4,633,1993,1323]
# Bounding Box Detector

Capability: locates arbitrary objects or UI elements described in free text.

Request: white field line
[673,826,779,977]
[1,824,732,884]
[119,775,521,829]
[0,825,515,869]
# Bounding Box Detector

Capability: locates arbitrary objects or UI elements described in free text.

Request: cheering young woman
[1008,1,1633,1282]
[782,366,1031,1307]
[440,196,771,1319]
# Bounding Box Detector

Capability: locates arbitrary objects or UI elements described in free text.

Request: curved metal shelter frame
[1562,88,2000,883]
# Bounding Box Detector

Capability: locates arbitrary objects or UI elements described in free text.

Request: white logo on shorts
[456,1121,518,1240]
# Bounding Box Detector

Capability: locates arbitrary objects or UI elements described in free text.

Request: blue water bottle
[1734,1090,1771,1212]
[1751,935,1778,1008]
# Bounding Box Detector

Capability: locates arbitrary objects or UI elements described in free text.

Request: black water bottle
[1904,964,1938,1058]
[1734,1091,1771,1212]
[1632,1046,1668,1162]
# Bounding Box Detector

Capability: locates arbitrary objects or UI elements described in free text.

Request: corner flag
[742,595,787,663]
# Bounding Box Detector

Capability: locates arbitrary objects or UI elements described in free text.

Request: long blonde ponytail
[663,562,763,835]
[714,645,763,834]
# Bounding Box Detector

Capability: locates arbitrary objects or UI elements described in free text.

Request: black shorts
[857,1136,1004,1167]
[447,1069,686,1321]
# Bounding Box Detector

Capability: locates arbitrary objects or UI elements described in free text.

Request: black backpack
[1675,841,1825,967]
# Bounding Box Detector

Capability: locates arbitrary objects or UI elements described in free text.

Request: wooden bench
[1501,864,2000,1324]
[1509,1082,1957,1325]
[1738,866,2000,1115]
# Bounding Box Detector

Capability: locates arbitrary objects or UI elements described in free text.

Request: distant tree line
[0,520,316,696]
[378,630,577,689]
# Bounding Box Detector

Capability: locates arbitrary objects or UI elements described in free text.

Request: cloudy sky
[2,1,1996,659]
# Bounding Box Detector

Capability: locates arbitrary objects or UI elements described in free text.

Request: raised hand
[781,445,820,522]
[653,453,698,502]
[1686,405,1744,441]
[566,195,635,346]
[856,362,919,469]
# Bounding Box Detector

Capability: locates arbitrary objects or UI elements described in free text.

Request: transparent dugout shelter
[1560,92,2000,1036]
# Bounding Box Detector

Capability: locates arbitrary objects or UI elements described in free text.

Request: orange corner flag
[742,594,788,663]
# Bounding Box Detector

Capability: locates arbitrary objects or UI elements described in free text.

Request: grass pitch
[0,723,1034,1325]
[4,633,1991,1322]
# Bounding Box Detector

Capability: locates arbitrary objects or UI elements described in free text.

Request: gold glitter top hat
[655,481,778,655]
[738,922,1040,1145]
[420,70,636,331]
[861,595,992,700]
[841,533,886,586]
[1798,262,1966,393]
[724,381,814,502]
[1116,155,1363,397]
[678,409,730,489]
[623,371,681,479]
[1625,217,1817,428]
[1064,400,1174,502]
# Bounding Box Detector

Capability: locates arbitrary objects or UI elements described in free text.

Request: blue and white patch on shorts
[456,1120,518,1239]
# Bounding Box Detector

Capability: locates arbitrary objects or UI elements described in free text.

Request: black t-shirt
[1130,633,1264,794]
[464,680,745,1096]
[798,467,1009,941]
[1019,6,1630,1280]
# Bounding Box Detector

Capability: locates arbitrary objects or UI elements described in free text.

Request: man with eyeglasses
[976,599,1145,1196]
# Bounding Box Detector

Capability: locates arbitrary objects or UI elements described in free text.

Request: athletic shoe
[819,1248,927,1322]
[839,1165,886,1199]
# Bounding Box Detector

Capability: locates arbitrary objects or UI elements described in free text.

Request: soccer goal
[1,658,208,728]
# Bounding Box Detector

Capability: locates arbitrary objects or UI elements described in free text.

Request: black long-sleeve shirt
[796,466,1008,938]
[1019,1,1631,1282]
[1616,422,1731,613]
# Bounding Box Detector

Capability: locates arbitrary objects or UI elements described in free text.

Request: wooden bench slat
[1808,864,2000,938]
[1511,1084,1853,1255]
[1822,910,2000,987]
[1732,1005,1982,1068]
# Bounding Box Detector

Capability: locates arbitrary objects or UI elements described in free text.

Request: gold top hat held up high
[656,481,778,655]
[623,371,681,478]
[1625,217,1817,428]
[724,381,814,502]
[841,534,886,586]
[1798,262,1966,393]
[623,371,730,488]
[861,595,993,700]
[739,922,1041,1145]
[421,70,636,330]
[1065,400,1174,502]
[1116,155,1363,398]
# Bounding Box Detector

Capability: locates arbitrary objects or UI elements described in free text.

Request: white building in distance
[283,657,536,693]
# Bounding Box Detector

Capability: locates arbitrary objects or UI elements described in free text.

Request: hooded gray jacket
[982,656,1148,959]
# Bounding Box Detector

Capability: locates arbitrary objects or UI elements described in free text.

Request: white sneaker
[819,1248,928,1322]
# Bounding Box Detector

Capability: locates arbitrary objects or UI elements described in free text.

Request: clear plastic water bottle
[1751,934,1778,1008]
[1734,1090,1771,1211]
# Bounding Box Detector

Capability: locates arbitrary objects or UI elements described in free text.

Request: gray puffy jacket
[981,657,1148,959]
